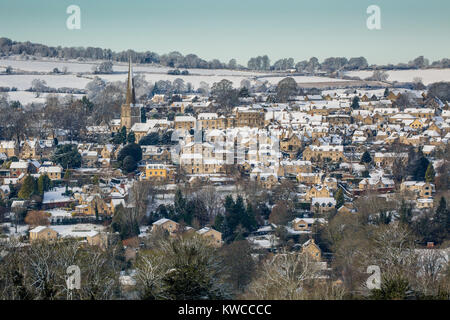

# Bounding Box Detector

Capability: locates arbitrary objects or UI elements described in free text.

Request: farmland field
[343,69,450,85]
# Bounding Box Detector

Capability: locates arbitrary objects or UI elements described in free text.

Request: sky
[0,0,449,66]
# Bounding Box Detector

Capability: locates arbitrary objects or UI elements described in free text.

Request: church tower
[120,57,141,130]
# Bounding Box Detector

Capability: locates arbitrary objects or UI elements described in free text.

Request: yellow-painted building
[409,118,424,130]
[174,116,196,131]
[38,165,63,180]
[400,181,434,199]
[280,133,302,153]
[303,145,345,162]
[142,163,168,180]
[292,218,325,232]
[305,186,331,202]
[297,172,322,185]
[302,239,322,261]
[152,218,179,236]
[0,141,18,158]
[29,226,58,243]
[86,232,108,248]
[197,227,223,247]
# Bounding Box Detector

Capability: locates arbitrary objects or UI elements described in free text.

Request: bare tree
[414,249,449,296]
[134,253,167,300]
[197,185,223,223]
[0,239,122,300]
[0,102,33,144]
[31,79,48,97]
[244,251,324,300]
[77,247,120,300]
[22,240,80,299]
[122,181,155,234]
[219,240,255,294]
[358,223,420,297]
[354,194,397,223]
[366,70,389,82]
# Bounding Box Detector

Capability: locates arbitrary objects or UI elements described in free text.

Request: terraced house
[302,145,345,162]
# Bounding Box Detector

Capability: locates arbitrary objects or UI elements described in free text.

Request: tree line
[2,38,447,73]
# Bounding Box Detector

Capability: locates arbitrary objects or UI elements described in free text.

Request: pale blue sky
[0,0,449,65]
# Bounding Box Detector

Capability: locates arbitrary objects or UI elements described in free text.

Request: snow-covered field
[5,91,84,105]
[0,56,267,76]
[1,222,30,237]
[343,69,450,85]
[0,58,350,105]
[261,75,349,84]
[0,72,350,93]
[0,74,91,90]
[0,57,350,89]
[3,57,449,106]
[97,73,252,87]
[0,58,98,73]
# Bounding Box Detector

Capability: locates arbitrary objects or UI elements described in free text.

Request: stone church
[120,58,142,130]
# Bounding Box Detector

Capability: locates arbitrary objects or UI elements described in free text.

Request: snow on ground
[0,69,257,90]
[139,225,150,234]
[46,208,74,221]
[215,185,238,193]
[5,91,46,104]
[343,69,450,85]
[181,68,268,77]
[5,91,84,105]
[322,88,387,97]
[98,73,350,87]
[1,222,29,237]
[0,74,91,90]
[43,187,73,205]
[0,56,268,76]
[3,57,450,92]
[261,76,350,85]
[286,226,310,235]
[153,193,175,206]
[247,235,279,249]
[97,73,252,87]
[0,58,98,73]
[0,57,357,91]
[50,224,105,238]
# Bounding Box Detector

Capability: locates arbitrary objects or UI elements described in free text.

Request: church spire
[126,56,136,105]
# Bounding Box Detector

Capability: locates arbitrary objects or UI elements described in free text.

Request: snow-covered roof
[30,226,51,233]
